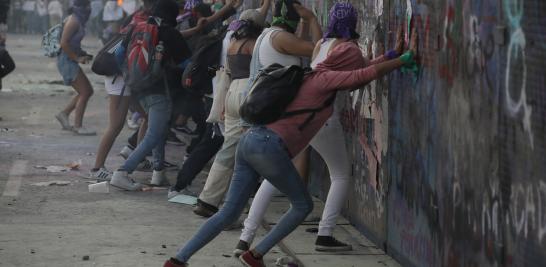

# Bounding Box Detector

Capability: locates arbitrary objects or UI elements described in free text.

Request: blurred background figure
[9,0,24,33]
[48,0,63,27]
[89,0,103,37]
[22,0,36,34]
[101,0,124,43]
[36,0,49,34]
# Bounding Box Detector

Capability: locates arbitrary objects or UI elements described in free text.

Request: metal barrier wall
[305,1,546,266]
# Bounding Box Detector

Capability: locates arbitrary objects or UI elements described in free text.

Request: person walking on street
[109,0,192,191]
[55,0,96,135]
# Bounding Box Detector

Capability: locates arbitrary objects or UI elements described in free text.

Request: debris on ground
[33,160,82,172]
[31,181,71,186]
[65,159,82,170]
[276,256,297,266]
[82,255,89,261]
[34,165,69,172]
[167,194,197,205]
[222,254,231,258]
[142,186,169,192]
[88,182,109,193]
[161,244,167,249]
[305,227,318,233]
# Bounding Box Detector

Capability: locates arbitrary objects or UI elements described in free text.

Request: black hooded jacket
[133,0,191,97]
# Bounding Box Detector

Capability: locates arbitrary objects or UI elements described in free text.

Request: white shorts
[104,76,130,96]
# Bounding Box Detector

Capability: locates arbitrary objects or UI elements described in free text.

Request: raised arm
[204,0,241,26]
[318,57,405,92]
[273,4,322,58]
[180,17,207,38]
[258,0,272,18]
[320,30,418,92]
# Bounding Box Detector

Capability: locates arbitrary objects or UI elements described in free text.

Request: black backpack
[181,27,227,95]
[239,63,336,129]
[91,33,125,76]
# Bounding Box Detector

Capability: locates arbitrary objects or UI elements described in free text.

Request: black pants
[186,96,212,153]
[0,49,15,89]
[174,123,224,191]
[181,92,209,139]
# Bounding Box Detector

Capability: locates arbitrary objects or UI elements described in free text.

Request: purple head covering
[184,0,203,11]
[228,20,244,31]
[324,2,359,41]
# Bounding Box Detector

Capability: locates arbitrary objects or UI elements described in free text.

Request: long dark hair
[231,20,264,40]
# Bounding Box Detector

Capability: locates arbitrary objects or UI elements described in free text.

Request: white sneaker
[127,118,140,130]
[167,187,197,199]
[89,168,112,181]
[55,112,72,130]
[150,169,169,186]
[118,145,133,159]
[167,187,180,199]
[73,127,96,136]
[110,171,143,191]
[135,159,153,172]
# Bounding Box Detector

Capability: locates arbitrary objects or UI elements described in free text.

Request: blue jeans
[175,127,313,262]
[121,94,171,172]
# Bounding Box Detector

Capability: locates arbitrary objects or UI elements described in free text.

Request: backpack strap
[236,39,250,55]
[282,93,337,131]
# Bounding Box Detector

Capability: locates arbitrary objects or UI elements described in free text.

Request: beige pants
[199,78,249,207]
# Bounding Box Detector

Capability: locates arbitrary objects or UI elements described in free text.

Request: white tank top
[310,38,337,68]
[258,27,302,67]
[310,38,346,121]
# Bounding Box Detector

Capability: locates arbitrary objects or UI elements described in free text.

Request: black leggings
[174,123,224,191]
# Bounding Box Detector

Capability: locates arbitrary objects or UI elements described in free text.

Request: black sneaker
[233,240,250,257]
[166,131,186,146]
[315,236,353,252]
[173,125,198,136]
[193,199,218,218]
[163,160,179,170]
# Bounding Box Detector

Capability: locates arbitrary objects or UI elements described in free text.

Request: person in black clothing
[0,0,15,91]
[110,0,192,191]
[173,0,241,147]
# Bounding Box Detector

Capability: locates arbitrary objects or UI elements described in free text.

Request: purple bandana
[323,2,358,40]
[228,20,244,31]
[184,0,202,11]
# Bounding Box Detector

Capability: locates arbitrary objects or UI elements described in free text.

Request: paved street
[0,34,400,267]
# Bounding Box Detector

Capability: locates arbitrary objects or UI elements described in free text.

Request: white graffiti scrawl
[504,0,534,149]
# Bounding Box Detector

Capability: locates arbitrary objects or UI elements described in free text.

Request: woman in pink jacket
[165,24,418,267]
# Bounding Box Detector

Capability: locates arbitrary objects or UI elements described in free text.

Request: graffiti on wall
[307,0,545,266]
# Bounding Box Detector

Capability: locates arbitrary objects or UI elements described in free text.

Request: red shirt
[267,42,384,157]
